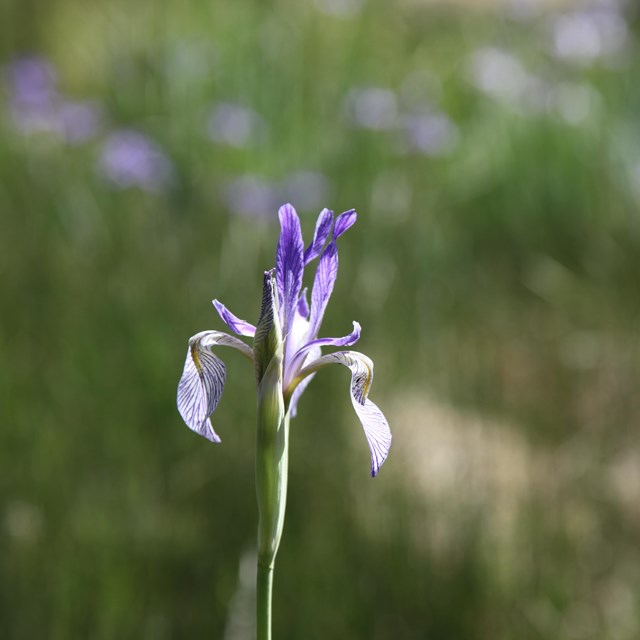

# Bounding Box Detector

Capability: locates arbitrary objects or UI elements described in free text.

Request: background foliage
[2,0,640,638]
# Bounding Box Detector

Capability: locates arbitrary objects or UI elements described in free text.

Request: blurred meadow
[2,0,640,638]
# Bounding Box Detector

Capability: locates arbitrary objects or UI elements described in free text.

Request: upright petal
[333,209,357,238]
[307,240,338,340]
[293,350,391,476]
[212,299,256,337]
[275,203,304,335]
[303,208,333,265]
[177,330,253,442]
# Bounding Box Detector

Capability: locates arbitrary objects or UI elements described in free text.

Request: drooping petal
[307,240,338,340]
[333,209,357,238]
[303,208,333,265]
[293,350,391,476]
[275,203,304,336]
[177,330,254,442]
[212,299,256,337]
[350,396,391,478]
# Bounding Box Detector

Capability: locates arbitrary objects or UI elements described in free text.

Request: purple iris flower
[177,203,391,476]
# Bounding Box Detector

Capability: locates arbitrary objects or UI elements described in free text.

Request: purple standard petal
[307,240,338,340]
[295,350,391,476]
[177,330,253,442]
[333,209,357,238]
[276,203,304,335]
[212,299,256,337]
[303,208,334,265]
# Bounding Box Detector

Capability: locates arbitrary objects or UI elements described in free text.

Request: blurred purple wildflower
[4,56,57,110]
[3,56,59,133]
[98,130,174,192]
[3,56,102,142]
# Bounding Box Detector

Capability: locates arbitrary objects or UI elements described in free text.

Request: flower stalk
[176,203,392,638]
[253,270,289,639]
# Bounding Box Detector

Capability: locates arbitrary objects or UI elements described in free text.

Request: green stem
[255,358,289,640]
[257,561,274,640]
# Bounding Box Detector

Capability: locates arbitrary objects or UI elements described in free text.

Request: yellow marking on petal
[191,344,202,375]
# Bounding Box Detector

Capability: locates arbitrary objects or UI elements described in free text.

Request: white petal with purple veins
[177,330,253,442]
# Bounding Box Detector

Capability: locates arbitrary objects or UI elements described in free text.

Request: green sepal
[253,270,283,385]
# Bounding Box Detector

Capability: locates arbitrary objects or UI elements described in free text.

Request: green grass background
[1,0,640,638]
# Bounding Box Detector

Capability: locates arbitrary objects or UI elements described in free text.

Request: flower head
[177,204,391,476]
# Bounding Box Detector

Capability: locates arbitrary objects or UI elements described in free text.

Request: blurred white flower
[344,87,398,130]
[207,102,266,148]
[468,47,529,102]
[401,112,459,157]
[550,6,629,65]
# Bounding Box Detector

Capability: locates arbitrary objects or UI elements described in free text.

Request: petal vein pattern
[303,208,333,265]
[275,204,304,336]
[333,209,357,238]
[177,331,253,442]
[308,240,338,339]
